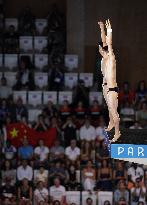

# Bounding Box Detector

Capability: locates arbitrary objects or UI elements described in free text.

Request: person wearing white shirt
[50,177,66,204]
[34,139,49,168]
[17,160,33,182]
[34,181,49,205]
[80,119,96,142]
[65,139,80,162]
[96,119,106,141]
[128,163,144,183]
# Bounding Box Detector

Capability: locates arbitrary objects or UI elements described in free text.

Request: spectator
[127,163,144,187]
[1,160,16,186]
[95,118,106,141]
[66,164,79,191]
[0,99,9,124]
[114,180,129,205]
[117,197,128,205]
[129,121,143,129]
[13,56,35,91]
[62,116,77,146]
[0,177,16,205]
[96,140,110,161]
[34,139,49,168]
[136,102,147,127]
[2,140,16,163]
[80,118,96,143]
[17,178,32,205]
[50,139,65,162]
[86,198,93,205]
[65,139,80,165]
[34,166,48,187]
[17,160,33,182]
[4,25,19,53]
[120,101,135,126]
[136,80,147,103]
[18,138,33,160]
[49,67,64,91]
[81,141,95,165]
[118,81,135,104]
[7,98,17,122]
[43,101,57,119]
[50,177,66,204]
[34,181,48,205]
[103,201,111,205]
[90,100,101,118]
[130,177,146,205]
[97,159,112,191]
[82,160,96,192]
[74,101,86,119]
[49,161,67,184]
[53,201,61,205]
[59,100,71,119]
[18,7,36,35]
[113,160,127,185]
[15,98,28,122]
[0,77,12,99]
[33,114,48,132]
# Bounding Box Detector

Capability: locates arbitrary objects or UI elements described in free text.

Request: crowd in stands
[0,3,147,205]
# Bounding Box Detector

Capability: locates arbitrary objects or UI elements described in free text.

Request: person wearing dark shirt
[33,114,48,132]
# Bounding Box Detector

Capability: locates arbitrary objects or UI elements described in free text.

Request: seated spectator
[0,177,16,205]
[114,180,129,205]
[113,160,127,185]
[129,121,143,129]
[80,118,96,144]
[137,202,145,205]
[120,101,135,125]
[50,177,66,204]
[49,67,64,91]
[1,160,16,186]
[0,77,12,99]
[62,116,77,146]
[66,164,79,191]
[90,100,101,118]
[82,160,96,192]
[81,141,95,165]
[86,198,93,205]
[34,139,49,168]
[34,166,48,187]
[74,101,86,118]
[34,181,49,205]
[49,161,67,184]
[7,99,17,122]
[117,197,128,205]
[96,140,110,162]
[33,114,48,132]
[103,201,111,205]
[17,160,33,182]
[18,138,33,160]
[43,101,57,119]
[59,100,71,119]
[65,139,80,165]
[95,117,106,141]
[2,140,16,163]
[13,56,35,91]
[127,163,144,188]
[136,102,147,127]
[18,7,36,35]
[130,177,146,205]
[50,139,65,162]
[136,80,147,103]
[97,159,112,191]
[15,98,28,122]
[4,25,19,53]
[0,99,9,124]
[53,201,61,205]
[17,178,32,205]
[118,81,135,104]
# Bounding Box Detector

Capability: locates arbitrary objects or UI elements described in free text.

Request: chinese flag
[6,123,57,147]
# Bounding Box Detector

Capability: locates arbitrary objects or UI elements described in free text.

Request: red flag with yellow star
[6,123,57,147]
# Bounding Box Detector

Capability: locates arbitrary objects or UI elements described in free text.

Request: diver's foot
[105,124,114,132]
[110,132,121,143]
